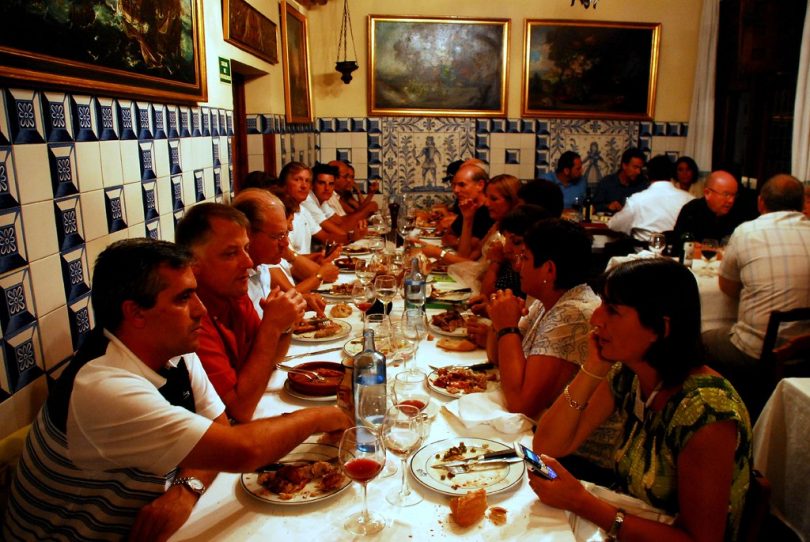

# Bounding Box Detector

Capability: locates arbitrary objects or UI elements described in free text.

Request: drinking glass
[339,427,387,534]
[649,232,666,257]
[364,313,393,355]
[355,259,375,286]
[701,238,720,263]
[374,274,398,316]
[351,281,375,315]
[393,370,430,414]
[400,308,427,370]
[357,384,397,478]
[382,404,424,506]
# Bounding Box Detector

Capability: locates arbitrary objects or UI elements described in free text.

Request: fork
[442,457,522,474]
[275,364,326,382]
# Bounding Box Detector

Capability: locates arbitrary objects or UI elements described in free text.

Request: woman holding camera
[531,258,752,541]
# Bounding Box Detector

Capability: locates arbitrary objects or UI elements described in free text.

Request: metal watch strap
[606,508,625,541]
[172,476,206,496]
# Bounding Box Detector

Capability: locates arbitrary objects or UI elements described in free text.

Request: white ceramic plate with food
[427,286,472,303]
[342,335,397,358]
[314,284,354,300]
[282,380,337,402]
[426,367,499,398]
[427,311,489,338]
[409,438,524,497]
[291,319,352,343]
[240,443,350,505]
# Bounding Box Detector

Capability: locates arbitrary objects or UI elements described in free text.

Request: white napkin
[442,389,535,434]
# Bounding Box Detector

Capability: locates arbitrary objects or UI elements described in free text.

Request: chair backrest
[760,307,810,382]
[739,469,771,542]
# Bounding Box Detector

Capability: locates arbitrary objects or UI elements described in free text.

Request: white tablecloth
[752,378,810,542]
[170,279,574,541]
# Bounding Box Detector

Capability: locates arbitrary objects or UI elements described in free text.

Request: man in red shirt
[176,203,307,422]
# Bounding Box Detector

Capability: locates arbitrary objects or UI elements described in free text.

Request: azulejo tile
[491,119,506,133]
[7,89,45,144]
[193,169,205,202]
[67,294,92,351]
[142,180,159,221]
[166,105,180,139]
[96,97,119,141]
[475,148,490,163]
[653,122,666,136]
[0,147,20,210]
[2,323,44,393]
[152,104,167,140]
[171,175,184,211]
[53,196,85,252]
[639,121,653,137]
[476,119,491,134]
[179,106,192,138]
[191,108,202,137]
[60,245,91,303]
[506,119,520,133]
[145,218,160,240]
[0,209,28,275]
[116,99,137,140]
[210,108,220,137]
[246,114,261,135]
[47,143,79,199]
[42,92,74,143]
[214,168,222,197]
[104,186,128,233]
[200,106,210,137]
[0,267,36,337]
[226,111,234,136]
[476,134,489,150]
[0,91,10,146]
[505,149,520,165]
[336,148,351,163]
[227,137,232,166]
[70,95,98,142]
[139,141,156,181]
[521,119,536,133]
[666,122,681,137]
[173,208,185,229]
[212,140,220,167]
[135,102,153,140]
[168,139,182,175]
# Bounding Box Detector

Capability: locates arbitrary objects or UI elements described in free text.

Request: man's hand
[304,293,327,317]
[129,487,197,542]
[260,287,307,332]
[318,262,340,283]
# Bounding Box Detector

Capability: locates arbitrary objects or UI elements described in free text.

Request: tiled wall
[245,113,688,209]
[0,87,233,435]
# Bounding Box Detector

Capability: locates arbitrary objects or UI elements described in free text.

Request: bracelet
[563,384,588,411]
[606,508,626,541]
[439,249,448,261]
[580,365,607,380]
[496,327,521,340]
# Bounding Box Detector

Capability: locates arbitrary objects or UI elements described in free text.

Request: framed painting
[522,20,660,120]
[280,0,313,123]
[0,0,207,103]
[369,16,510,117]
[223,0,278,65]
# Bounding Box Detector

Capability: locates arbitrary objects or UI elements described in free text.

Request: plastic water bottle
[404,257,426,309]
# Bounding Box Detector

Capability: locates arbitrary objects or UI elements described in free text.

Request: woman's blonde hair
[486,174,521,208]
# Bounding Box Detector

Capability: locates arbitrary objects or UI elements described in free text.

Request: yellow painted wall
[306,0,703,120]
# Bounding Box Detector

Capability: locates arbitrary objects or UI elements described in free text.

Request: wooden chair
[739,469,771,542]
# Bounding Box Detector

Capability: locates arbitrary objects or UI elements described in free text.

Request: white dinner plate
[313,287,354,301]
[427,312,489,338]
[291,319,352,343]
[282,380,337,402]
[427,287,472,303]
[409,437,525,496]
[426,368,499,398]
[240,443,350,505]
[342,336,396,358]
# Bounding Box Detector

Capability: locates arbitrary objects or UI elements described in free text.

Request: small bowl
[286,361,345,397]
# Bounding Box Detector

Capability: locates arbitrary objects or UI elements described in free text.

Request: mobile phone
[515,443,558,480]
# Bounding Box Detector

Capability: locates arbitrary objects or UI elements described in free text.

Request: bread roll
[449,489,487,527]
[437,338,477,352]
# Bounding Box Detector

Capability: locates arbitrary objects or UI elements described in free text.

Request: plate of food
[429,262,449,276]
[428,310,488,338]
[292,318,351,342]
[428,286,472,303]
[333,257,357,273]
[427,366,499,398]
[409,438,524,497]
[342,243,371,256]
[314,283,354,300]
[342,335,398,358]
[241,443,350,504]
[285,361,344,397]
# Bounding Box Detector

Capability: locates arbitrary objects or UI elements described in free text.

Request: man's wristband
[496,327,521,340]
[606,508,625,541]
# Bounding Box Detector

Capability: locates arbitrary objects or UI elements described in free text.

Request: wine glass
[351,281,375,315]
[357,384,397,478]
[400,308,427,371]
[393,370,430,414]
[649,232,666,257]
[364,313,393,355]
[374,274,397,316]
[381,404,424,507]
[701,238,720,263]
[338,427,387,534]
[355,259,375,286]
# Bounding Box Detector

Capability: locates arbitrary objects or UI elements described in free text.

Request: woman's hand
[488,289,525,331]
[465,318,489,348]
[583,326,615,378]
[527,455,591,514]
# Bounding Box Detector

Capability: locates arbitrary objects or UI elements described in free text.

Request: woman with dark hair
[531,258,752,542]
[673,155,703,197]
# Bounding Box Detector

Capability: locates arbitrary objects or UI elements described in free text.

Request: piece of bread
[437,338,477,352]
[329,303,352,318]
[449,489,488,527]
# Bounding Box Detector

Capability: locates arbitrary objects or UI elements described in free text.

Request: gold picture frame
[521,20,660,120]
[223,0,279,65]
[0,0,207,103]
[368,16,510,117]
[280,0,314,123]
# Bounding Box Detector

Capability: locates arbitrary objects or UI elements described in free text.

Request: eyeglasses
[257,229,289,242]
[705,187,737,200]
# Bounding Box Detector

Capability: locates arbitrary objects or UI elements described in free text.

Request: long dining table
[170,269,575,541]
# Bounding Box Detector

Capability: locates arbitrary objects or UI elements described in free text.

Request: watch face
[187,478,205,492]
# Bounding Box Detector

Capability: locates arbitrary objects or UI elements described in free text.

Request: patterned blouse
[609,367,753,541]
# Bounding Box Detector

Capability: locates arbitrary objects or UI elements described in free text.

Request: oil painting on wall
[223,0,278,65]
[281,0,313,123]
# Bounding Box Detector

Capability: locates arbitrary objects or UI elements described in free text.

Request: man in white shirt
[3,239,350,541]
[608,154,694,245]
[330,159,379,216]
[311,163,370,234]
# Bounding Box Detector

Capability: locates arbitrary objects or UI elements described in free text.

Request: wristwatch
[605,508,625,541]
[315,272,324,283]
[171,476,206,496]
[439,249,448,261]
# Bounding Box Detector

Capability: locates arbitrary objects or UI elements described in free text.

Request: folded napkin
[690,258,721,275]
[442,389,535,434]
[605,251,657,271]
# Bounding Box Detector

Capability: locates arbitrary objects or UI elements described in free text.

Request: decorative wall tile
[142,180,159,221]
[191,108,201,137]
[210,108,220,137]
[212,140,220,167]
[152,104,167,140]
[200,106,210,137]
[226,111,234,136]
[193,169,205,202]
[145,219,160,240]
[179,106,191,138]
[2,324,44,393]
[104,186,127,232]
[28,254,65,316]
[96,97,119,141]
[116,99,137,140]
[0,91,10,146]
[53,196,85,252]
[42,93,74,143]
[0,210,28,274]
[135,102,153,140]
[48,143,79,198]
[214,168,222,197]
[67,295,93,352]
[7,89,45,144]
[0,267,36,336]
[0,148,20,210]
[505,149,520,164]
[60,246,91,303]
[171,175,184,211]
[21,201,58,262]
[166,105,179,139]
[139,141,156,181]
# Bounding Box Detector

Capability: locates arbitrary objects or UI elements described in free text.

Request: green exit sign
[219,57,231,84]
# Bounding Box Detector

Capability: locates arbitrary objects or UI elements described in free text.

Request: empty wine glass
[339,427,387,534]
[374,274,397,316]
[400,308,427,371]
[355,259,375,286]
[351,280,375,315]
[649,232,666,257]
[382,404,424,507]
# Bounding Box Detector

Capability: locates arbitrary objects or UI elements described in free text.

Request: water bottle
[353,329,387,433]
[583,186,593,222]
[680,231,695,267]
[404,257,426,309]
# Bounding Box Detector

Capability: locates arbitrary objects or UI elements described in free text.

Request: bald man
[672,170,752,249]
[442,162,494,249]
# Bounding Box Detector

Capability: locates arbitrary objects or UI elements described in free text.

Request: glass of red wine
[351,280,375,314]
[338,426,387,535]
[382,404,425,506]
[393,370,430,415]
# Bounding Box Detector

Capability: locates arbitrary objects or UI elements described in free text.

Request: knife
[255,458,337,473]
[431,449,518,468]
[282,346,343,361]
[429,362,495,373]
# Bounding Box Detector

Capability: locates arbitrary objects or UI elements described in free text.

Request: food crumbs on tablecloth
[427,334,435,341]
[489,506,507,526]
